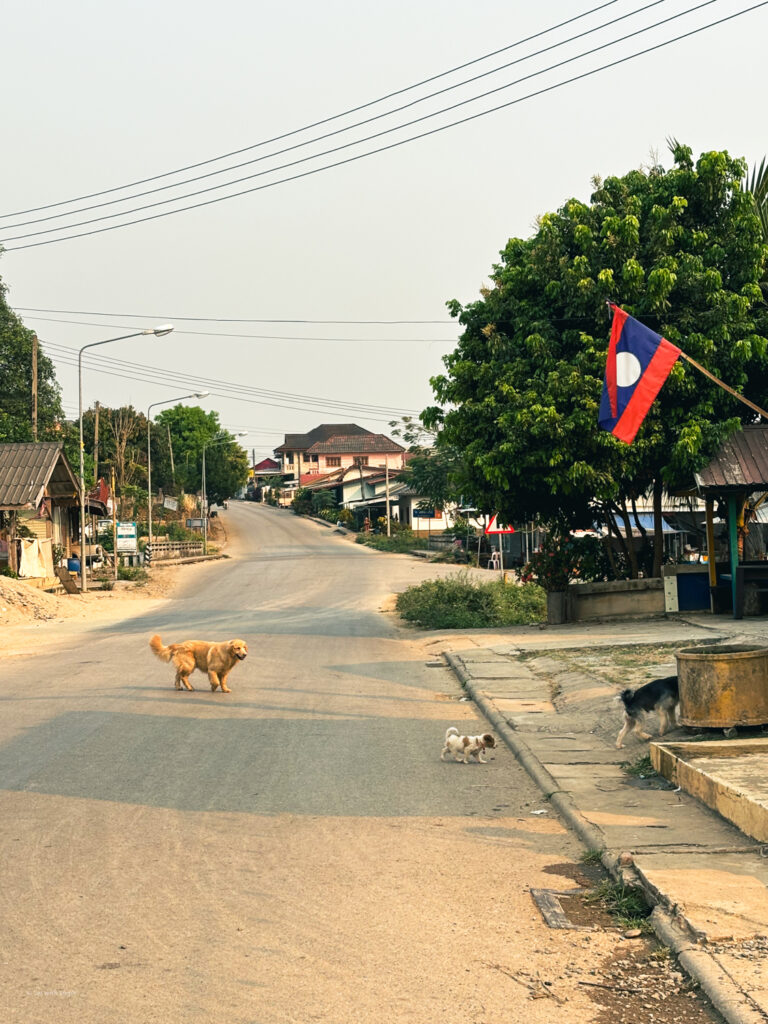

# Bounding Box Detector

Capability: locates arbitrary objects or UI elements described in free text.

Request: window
[286,453,294,464]
[327,457,341,467]
[353,456,369,467]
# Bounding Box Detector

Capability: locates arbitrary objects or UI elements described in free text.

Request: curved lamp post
[201,432,247,553]
[78,325,174,593]
[146,391,209,561]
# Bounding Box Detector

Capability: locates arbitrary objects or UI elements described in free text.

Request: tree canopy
[426,144,768,553]
[0,278,65,443]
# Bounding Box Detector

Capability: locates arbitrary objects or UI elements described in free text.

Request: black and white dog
[615,676,679,749]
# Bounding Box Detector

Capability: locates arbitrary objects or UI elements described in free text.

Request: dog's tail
[149,634,172,662]
[618,688,635,711]
[445,726,460,742]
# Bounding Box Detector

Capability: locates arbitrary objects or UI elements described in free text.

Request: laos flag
[598,304,681,444]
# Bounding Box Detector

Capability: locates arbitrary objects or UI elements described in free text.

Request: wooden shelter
[695,425,768,618]
[0,442,79,579]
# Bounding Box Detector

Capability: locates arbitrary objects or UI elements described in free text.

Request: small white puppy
[441,726,496,764]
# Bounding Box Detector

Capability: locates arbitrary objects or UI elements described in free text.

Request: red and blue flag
[598,304,681,444]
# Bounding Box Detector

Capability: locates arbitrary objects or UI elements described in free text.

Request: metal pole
[147,409,153,555]
[111,467,118,581]
[202,445,208,555]
[31,335,38,441]
[385,458,391,537]
[78,348,88,593]
[75,329,173,592]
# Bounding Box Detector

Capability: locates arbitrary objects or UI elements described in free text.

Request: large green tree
[154,405,248,502]
[0,277,65,443]
[426,144,768,575]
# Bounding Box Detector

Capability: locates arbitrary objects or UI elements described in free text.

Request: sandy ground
[0,520,226,658]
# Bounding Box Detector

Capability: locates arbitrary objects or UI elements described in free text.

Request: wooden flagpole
[678,351,768,421]
[605,302,768,420]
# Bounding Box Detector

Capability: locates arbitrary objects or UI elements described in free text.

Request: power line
[0,0,665,231]
[0,0,622,219]
[41,338,420,419]
[13,306,454,324]
[1,0,720,245]
[5,0,760,252]
[18,314,458,342]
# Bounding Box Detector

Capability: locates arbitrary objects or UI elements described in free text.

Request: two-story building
[274,424,405,482]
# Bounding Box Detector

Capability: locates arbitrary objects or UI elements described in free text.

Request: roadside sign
[163,496,178,511]
[116,521,138,552]
[485,514,515,535]
[186,518,204,529]
[413,508,442,519]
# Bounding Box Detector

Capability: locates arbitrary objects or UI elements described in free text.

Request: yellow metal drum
[675,644,768,728]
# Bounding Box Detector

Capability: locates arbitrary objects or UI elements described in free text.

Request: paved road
[0,504,614,1023]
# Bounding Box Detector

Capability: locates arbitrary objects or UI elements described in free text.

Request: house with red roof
[274,423,405,481]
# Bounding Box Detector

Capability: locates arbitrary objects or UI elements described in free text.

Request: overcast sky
[2,0,765,461]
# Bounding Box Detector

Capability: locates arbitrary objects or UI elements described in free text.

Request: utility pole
[93,401,100,483]
[167,424,176,488]
[111,466,118,581]
[31,335,38,441]
[385,457,391,536]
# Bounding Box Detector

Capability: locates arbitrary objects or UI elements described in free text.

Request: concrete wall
[566,577,665,622]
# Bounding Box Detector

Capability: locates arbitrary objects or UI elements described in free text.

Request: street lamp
[146,391,209,562]
[201,432,247,554]
[78,325,174,593]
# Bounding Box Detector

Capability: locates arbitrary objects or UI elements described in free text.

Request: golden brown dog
[149,634,248,692]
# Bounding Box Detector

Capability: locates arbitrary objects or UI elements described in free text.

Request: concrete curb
[443,649,767,1024]
[149,553,229,567]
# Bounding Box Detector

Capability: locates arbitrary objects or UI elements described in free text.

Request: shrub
[521,531,610,591]
[292,488,313,516]
[0,565,19,579]
[356,529,418,553]
[118,565,148,584]
[395,571,546,629]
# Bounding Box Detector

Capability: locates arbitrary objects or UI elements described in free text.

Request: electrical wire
[13,307,456,324]
[0,0,721,244]
[4,0,761,252]
[41,338,421,419]
[0,0,667,231]
[0,0,622,219]
[19,314,458,342]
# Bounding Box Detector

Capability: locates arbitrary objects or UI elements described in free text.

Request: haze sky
[2,0,765,461]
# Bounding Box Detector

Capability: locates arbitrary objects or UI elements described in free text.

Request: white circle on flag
[616,351,642,387]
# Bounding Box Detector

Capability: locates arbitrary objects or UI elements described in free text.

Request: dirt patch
[0,577,66,622]
[530,863,724,1022]
[589,945,723,1024]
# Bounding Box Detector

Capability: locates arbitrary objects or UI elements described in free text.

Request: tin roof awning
[695,425,768,494]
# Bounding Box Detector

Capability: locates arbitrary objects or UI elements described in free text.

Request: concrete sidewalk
[443,613,768,1024]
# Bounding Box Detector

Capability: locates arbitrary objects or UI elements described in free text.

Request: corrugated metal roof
[0,442,77,510]
[695,426,768,493]
[306,434,404,455]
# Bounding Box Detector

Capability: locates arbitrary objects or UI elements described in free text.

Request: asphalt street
[0,504,692,1023]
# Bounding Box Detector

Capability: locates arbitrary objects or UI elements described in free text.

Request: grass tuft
[585,880,653,931]
[621,754,659,778]
[580,849,604,865]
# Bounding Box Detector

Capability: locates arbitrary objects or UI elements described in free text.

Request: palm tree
[746,157,768,250]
